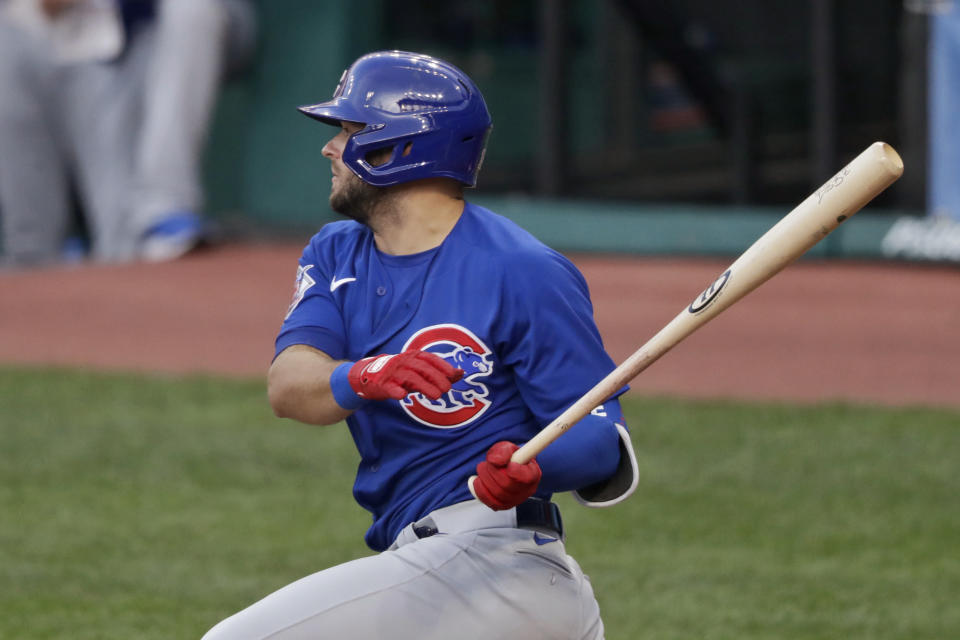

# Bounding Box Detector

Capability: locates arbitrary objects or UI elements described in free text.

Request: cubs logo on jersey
[400,324,494,428]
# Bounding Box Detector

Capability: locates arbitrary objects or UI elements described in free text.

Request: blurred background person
[0,0,256,267]
[927,0,960,221]
[133,0,256,262]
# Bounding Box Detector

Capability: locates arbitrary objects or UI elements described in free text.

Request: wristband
[329,362,366,410]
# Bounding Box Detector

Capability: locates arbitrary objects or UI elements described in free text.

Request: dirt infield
[1,243,957,408]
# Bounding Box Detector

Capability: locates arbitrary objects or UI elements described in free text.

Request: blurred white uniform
[0,0,256,265]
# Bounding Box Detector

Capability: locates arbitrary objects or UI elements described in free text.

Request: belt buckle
[412,517,439,539]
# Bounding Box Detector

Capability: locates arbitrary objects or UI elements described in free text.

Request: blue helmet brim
[298,99,367,127]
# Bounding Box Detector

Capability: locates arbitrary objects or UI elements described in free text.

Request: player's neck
[372,183,465,256]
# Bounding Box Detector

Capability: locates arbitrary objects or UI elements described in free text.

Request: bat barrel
[688,141,903,326]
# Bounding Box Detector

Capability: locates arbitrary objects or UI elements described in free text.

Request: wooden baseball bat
[508,141,903,466]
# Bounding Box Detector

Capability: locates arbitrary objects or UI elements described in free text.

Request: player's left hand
[348,350,463,401]
[470,441,542,511]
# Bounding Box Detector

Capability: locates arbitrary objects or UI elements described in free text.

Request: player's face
[322,121,386,225]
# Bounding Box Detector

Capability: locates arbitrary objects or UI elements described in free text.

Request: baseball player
[203,50,638,640]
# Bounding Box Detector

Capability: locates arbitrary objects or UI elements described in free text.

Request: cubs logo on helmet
[400,324,494,428]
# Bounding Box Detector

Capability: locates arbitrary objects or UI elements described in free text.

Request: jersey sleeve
[274,238,349,361]
[498,249,626,423]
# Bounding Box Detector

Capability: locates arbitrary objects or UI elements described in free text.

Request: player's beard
[330,170,389,227]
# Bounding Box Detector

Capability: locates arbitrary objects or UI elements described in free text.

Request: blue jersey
[276,203,622,551]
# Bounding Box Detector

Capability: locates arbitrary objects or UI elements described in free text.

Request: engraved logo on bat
[815,166,852,204]
[688,269,731,314]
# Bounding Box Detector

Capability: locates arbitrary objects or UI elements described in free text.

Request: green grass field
[1,366,958,639]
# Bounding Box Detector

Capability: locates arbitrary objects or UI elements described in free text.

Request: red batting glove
[470,441,542,511]
[348,350,463,401]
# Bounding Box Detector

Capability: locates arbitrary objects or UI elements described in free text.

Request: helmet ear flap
[352,136,421,183]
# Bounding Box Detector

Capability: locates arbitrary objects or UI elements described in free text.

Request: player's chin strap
[572,422,639,507]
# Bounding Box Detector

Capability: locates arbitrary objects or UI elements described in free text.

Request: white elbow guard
[572,422,639,507]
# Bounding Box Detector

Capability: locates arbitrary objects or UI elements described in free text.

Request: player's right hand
[470,441,542,511]
[348,350,463,401]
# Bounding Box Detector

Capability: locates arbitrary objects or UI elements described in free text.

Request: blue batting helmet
[299,50,492,188]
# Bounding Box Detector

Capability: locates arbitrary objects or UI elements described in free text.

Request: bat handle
[464,430,558,502]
